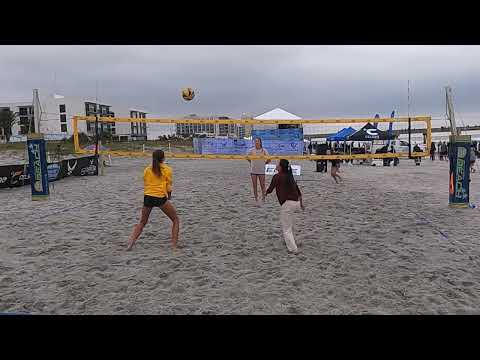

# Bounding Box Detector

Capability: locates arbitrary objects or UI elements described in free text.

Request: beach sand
[1,156,480,314]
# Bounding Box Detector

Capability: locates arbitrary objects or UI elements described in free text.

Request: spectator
[430,142,436,161]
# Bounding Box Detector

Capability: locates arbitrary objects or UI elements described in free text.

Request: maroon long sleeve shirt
[266,173,302,205]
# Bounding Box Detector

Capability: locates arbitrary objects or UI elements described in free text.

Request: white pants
[280,200,301,252]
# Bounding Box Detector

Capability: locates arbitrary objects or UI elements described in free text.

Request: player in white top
[247,138,270,203]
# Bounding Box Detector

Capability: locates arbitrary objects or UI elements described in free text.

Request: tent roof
[254,108,302,120]
[347,123,395,141]
[327,127,356,141]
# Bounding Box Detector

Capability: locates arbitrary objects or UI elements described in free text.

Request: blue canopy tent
[326,127,357,160]
[326,127,356,141]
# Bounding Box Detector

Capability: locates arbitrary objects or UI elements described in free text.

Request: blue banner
[47,162,62,181]
[449,140,470,207]
[194,138,304,155]
[252,128,303,141]
[27,136,49,200]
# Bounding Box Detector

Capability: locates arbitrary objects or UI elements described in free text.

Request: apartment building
[176,114,246,138]
[0,92,148,142]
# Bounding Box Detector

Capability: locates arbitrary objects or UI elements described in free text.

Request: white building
[175,114,244,138]
[0,92,149,142]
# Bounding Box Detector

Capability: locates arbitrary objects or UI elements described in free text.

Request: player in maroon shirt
[266,159,305,254]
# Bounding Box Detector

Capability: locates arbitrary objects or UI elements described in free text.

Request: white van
[372,139,425,154]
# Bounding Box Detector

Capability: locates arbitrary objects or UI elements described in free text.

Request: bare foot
[127,237,136,251]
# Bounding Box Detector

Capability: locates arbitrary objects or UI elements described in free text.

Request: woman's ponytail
[152,149,165,177]
[279,159,296,190]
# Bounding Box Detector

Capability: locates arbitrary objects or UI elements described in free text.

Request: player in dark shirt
[329,152,342,183]
[266,159,305,254]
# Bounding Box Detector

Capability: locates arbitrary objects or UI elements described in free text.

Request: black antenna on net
[94,81,100,176]
[408,80,412,159]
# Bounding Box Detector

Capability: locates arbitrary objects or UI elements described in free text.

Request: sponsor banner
[27,137,49,199]
[0,164,31,189]
[0,155,98,190]
[449,140,471,206]
[196,138,304,155]
[74,156,98,176]
[265,164,301,176]
[200,138,253,155]
[61,156,99,177]
[252,128,303,141]
[262,140,304,155]
[47,162,62,182]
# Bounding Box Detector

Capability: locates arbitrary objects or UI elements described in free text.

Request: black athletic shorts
[144,195,168,208]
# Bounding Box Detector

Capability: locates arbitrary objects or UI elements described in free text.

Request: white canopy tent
[253,108,302,131]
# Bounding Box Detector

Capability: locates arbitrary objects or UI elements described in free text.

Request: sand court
[1,157,480,314]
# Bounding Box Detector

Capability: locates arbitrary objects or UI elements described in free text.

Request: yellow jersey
[143,164,173,198]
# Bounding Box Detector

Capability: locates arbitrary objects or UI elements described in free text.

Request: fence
[193,138,304,155]
[251,128,303,141]
[0,155,98,189]
[8,133,69,143]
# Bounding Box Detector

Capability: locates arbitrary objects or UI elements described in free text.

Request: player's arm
[264,149,271,164]
[166,168,173,199]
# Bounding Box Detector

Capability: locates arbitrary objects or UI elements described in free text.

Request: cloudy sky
[1,45,479,126]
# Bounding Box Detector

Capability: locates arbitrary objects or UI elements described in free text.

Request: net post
[99,139,104,176]
[73,116,80,154]
[408,117,412,159]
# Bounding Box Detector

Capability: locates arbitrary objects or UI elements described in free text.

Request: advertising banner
[0,164,30,189]
[252,128,303,141]
[265,164,301,176]
[196,138,304,155]
[449,135,471,207]
[0,155,98,191]
[68,156,99,176]
[27,135,49,200]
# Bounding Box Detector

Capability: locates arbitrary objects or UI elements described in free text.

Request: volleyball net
[72,115,432,160]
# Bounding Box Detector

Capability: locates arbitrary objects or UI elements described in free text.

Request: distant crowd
[429,141,479,161]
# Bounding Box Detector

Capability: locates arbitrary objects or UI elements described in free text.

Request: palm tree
[0,110,18,143]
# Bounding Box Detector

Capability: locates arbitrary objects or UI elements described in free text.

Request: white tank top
[249,148,269,174]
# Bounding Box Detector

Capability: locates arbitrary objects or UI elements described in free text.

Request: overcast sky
[1,45,479,126]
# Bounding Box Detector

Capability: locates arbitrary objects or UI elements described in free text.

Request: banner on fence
[193,138,304,155]
[0,164,30,189]
[252,128,303,141]
[0,155,98,190]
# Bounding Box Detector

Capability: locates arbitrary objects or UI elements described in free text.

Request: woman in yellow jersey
[127,150,180,250]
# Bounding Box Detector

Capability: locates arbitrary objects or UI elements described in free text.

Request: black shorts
[144,195,168,208]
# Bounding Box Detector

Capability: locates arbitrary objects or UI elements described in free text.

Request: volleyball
[181,87,195,101]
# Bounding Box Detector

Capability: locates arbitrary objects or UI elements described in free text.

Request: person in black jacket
[413,144,422,166]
